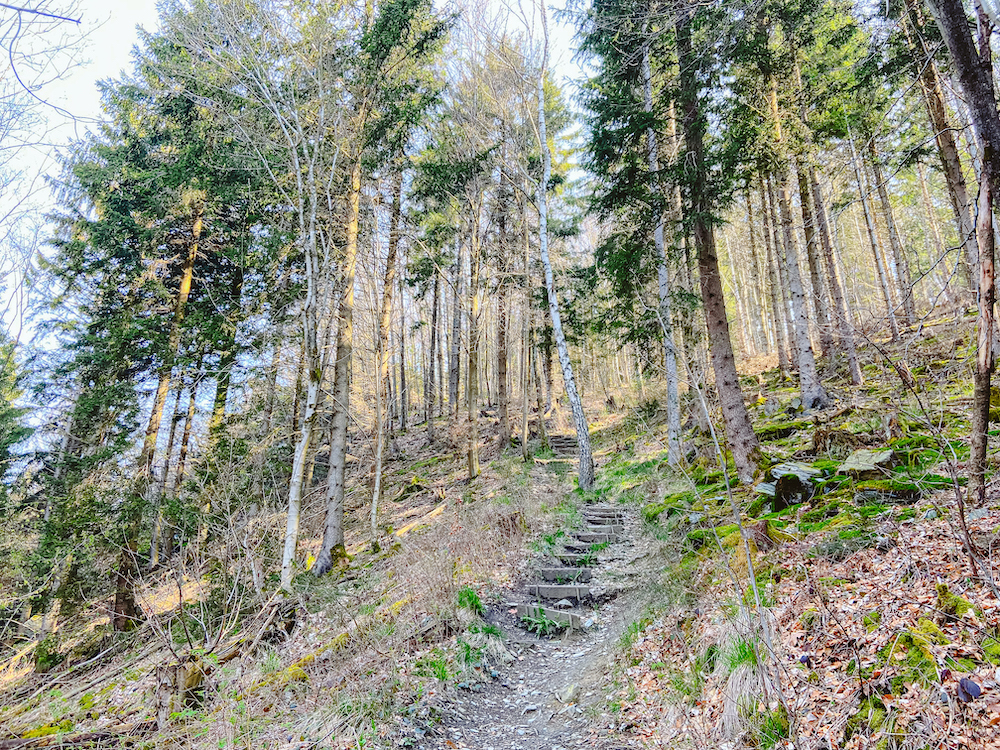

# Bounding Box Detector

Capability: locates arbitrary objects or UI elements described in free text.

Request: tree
[536,0,594,490]
[925,0,1000,505]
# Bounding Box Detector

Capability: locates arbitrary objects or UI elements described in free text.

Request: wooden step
[584,507,625,516]
[572,532,619,544]
[536,567,593,583]
[583,524,623,535]
[556,552,590,566]
[525,584,591,601]
[516,604,582,631]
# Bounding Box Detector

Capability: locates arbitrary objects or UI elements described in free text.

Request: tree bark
[448,244,462,418]
[927,0,1000,504]
[537,3,594,490]
[677,10,760,481]
[642,33,681,465]
[466,205,482,480]
[398,264,408,431]
[371,170,403,547]
[767,75,828,409]
[850,132,901,342]
[759,177,790,375]
[766,175,796,370]
[313,160,363,578]
[797,162,835,358]
[869,140,916,325]
[904,0,977,291]
[428,268,440,441]
[811,168,863,385]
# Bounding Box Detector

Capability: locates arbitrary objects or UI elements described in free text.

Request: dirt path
[416,501,662,750]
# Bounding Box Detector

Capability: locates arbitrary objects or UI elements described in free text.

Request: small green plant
[456,586,484,616]
[758,705,790,748]
[457,638,485,666]
[414,649,451,681]
[520,610,564,636]
[726,637,759,672]
[467,621,501,638]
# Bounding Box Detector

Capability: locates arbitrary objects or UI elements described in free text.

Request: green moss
[853,479,922,504]
[983,634,1000,664]
[844,697,887,741]
[877,619,946,687]
[685,524,739,550]
[754,419,812,439]
[23,720,73,739]
[642,490,695,523]
[33,634,64,673]
[897,508,917,521]
[800,609,820,631]
[801,500,843,524]
[936,584,973,619]
[862,611,882,632]
[79,693,95,710]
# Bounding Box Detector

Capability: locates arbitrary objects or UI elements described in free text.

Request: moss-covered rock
[755,419,812,440]
[853,478,922,505]
[936,583,973,620]
[685,524,739,550]
[642,490,694,523]
[801,500,844,524]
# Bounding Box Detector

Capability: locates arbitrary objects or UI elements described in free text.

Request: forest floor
[3,306,1000,749]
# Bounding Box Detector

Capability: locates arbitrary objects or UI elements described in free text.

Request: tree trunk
[114,195,204,631]
[428,269,440,441]
[927,0,1000,503]
[904,0,977,291]
[642,34,681,465]
[466,207,482,481]
[869,140,916,325]
[448,245,462,418]
[850,132,901,341]
[760,177,790,375]
[371,170,403,547]
[745,190,769,353]
[149,386,184,569]
[398,265,408,431]
[766,175,796,369]
[313,160,363,579]
[811,168,863,385]
[797,162,835,358]
[677,11,760,481]
[496,168,510,446]
[537,4,594,490]
[767,75,828,409]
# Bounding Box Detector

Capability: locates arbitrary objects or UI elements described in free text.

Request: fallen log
[0,721,155,749]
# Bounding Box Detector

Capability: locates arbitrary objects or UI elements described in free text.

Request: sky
[1,0,583,338]
[39,0,161,141]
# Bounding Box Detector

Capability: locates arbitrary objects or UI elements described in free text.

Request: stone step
[525,584,591,601]
[562,541,595,553]
[516,604,582,631]
[584,524,623,535]
[583,511,625,522]
[556,553,590,566]
[536,567,593,583]
[572,532,619,544]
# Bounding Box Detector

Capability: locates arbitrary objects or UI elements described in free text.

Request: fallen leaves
[607,507,1000,748]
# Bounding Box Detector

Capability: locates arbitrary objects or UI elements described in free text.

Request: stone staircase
[514,505,627,634]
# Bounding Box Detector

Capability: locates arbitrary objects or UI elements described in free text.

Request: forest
[1,0,1000,746]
